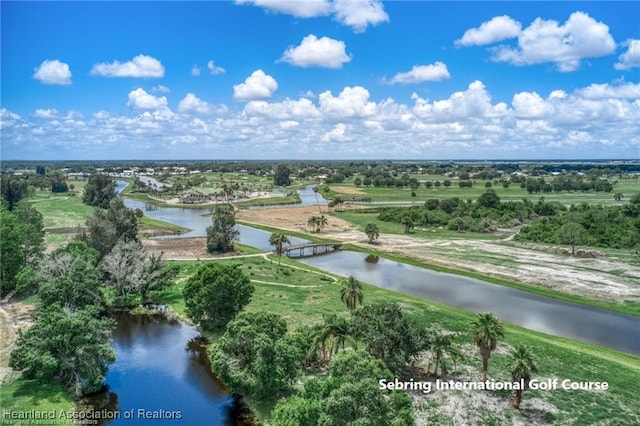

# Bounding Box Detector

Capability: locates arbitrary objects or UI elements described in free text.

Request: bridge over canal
[282,242,343,258]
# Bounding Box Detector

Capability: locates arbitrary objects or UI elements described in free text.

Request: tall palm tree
[317,214,328,232]
[268,233,290,267]
[340,276,364,314]
[470,312,505,381]
[307,216,319,232]
[312,186,322,213]
[507,344,538,409]
[310,314,353,362]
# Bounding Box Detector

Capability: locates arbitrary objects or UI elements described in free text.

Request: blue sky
[1,1,639,160]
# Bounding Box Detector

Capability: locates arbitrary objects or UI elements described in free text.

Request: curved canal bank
[86,310,252,426]
[123,196,640,355]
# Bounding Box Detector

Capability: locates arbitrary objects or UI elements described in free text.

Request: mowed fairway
[29,193,94,229]
[329,177,638,205]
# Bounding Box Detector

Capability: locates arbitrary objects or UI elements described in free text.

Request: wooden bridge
[281,242,343,258]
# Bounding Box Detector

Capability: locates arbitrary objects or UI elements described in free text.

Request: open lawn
[153,256,640,425]
[328,176,638,205]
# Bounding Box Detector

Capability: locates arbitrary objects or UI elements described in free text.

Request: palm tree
[311,314,353,362]
[340,276,363,314]
[317,214,328,232]
[507,344,538,409]
[307,216,319,232]
[470,312,505,381]
[312,186,322,213]
[364,223,379,243]
[268,233,290,267]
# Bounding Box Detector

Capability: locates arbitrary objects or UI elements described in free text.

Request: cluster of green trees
[376,189,640,249]
[1,170,72,201]
[0,201,44,296]
[4,179,177,398]
[83,174,116,208]
[378,190,545,233]
[9,242,116,397]
[522,175,614,194]
[183,256,545,423]
[515,194,640,250]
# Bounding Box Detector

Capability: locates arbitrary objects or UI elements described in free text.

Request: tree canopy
[9,304,115,397]
[206,205,239,253]
[273,164,292,186]
[351,302,422,372]
[271,350,414,426]
[85,197,138,257]
[1,201,44,296]
[83,174,116,208]
[183,263,254,330]
[211,311,303,400]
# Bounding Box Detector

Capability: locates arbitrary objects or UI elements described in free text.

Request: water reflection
[299,251,640,354]
[86,311,252,425]
[121,194,640,354]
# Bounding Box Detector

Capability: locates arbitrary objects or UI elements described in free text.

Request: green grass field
[0,379,74,425]
[153,256,640,425]
[328,176,638,205]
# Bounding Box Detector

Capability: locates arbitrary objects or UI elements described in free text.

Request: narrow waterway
[123,194,640,354]
[86,310,253,425]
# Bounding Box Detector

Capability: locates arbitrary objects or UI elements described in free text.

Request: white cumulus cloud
[386,62,450,84]
[127,88,168,110]
[332,0,388,33]
[321,123,349,142]
[575,82,640,99]
[207,60,226,75]
[491,11,616,72]
[233,69,278,101]
[280,34,352,68]
[235,0,387,32]
[615,39,640,70]
[319,86,376,118]
[235,0,331,18]
[33,60,72,85]
[33,109,59,118]
[178,93,225,115]
[455,15,522,47]
[191,65,201,76]
[91,55,165,78]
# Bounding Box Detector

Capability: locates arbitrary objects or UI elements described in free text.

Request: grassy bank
[1,379,75,425]
[154,257,640,425]
[234,217,640,317]
[342,244,640,318]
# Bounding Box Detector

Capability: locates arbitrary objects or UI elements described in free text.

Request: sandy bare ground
[412,344,560,426]
[238,206,640,305]
[142,237,236,259]
[236,205,355,234]
[332,186,366,195]
[0,300,36,383]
